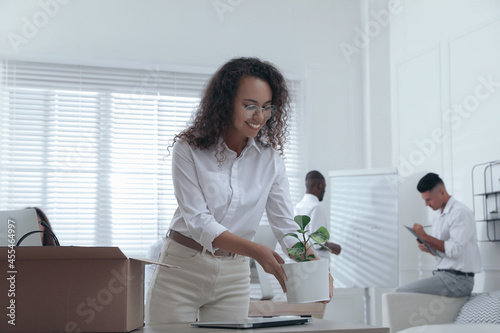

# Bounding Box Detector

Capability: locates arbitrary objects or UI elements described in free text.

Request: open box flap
[0,247,180,268]
[1,246,128,261]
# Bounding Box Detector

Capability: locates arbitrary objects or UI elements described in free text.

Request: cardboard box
[1,246,174,332]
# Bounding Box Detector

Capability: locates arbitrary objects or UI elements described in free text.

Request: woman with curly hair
[146,57,332,325]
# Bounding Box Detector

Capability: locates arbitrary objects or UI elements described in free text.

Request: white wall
[390,0,500,293]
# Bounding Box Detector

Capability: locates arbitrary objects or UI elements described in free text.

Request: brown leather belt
[169,230,235,257]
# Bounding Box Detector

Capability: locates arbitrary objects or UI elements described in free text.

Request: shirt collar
[219,137,262,155]
[442,196,455,215]
[246,137,261,153]
[304,193,320,203]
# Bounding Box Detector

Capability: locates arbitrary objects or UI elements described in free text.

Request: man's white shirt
[432,196,481,273]
[294,193,328,233]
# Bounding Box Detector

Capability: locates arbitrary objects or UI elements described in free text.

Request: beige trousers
[145,237,251,325]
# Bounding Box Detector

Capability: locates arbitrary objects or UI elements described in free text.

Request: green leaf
[294,215,311,231]
[293,242,306,249]
[286,242,306,257]
[287,248,305,257]
[317,243,332,252]
[279,233,300,241]
[310,226,330,243]
[281,215,321,262]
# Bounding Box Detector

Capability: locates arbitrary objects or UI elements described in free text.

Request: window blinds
[329,170,399,288]
[0,60,303,257]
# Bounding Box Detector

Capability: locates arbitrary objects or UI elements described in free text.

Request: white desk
[249,300,326,319]
[140,319,390,333]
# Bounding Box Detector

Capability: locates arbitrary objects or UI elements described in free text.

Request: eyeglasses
[242,105,276,119]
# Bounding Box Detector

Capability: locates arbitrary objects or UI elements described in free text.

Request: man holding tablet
[396,173,481,297]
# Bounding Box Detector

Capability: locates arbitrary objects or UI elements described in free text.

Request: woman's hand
[318,273,334,304]
[328,273,334,301]
[212,231,288,292]
[252,243,288,293]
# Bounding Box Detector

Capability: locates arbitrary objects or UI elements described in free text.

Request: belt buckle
[220,250,235,258]
[209,249,235,258]
[206,249,225,258]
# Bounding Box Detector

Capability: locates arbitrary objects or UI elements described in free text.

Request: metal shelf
[471,160,500,242]
[474,190,500,197]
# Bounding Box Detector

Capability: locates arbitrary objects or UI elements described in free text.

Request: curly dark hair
[172,57,291,163]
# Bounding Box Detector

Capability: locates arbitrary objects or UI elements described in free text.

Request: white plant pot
[489,213,499,220]
[281,259,330,304]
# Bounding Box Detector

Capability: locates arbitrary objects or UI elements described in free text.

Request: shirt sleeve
[171,141,227,252]
[443,208,476,258]
[265,154,299,253]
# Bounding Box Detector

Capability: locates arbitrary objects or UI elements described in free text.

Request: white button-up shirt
[169,138,298,253]
[433,196,482,273]
[294,193,329,260]
[294,193,328,234]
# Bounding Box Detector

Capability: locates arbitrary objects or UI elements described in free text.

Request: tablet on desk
[190,316,310,329]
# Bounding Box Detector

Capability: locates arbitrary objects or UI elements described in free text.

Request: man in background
[396,172,481,297]
[294,170,341,260]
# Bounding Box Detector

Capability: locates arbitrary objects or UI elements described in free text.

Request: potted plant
[279,215,331,304]
[489,210,499,220]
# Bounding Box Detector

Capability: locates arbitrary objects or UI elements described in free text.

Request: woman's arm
[171,141,228,252]
[213,231,288,292]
